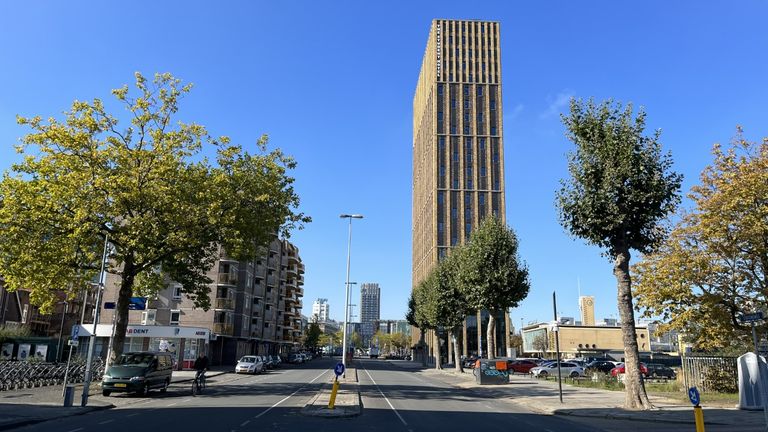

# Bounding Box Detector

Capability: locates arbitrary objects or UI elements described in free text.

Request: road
[12,357,761,432]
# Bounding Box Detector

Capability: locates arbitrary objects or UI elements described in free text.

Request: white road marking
[362,367,408,427]
[252,369,329,420]
[166,402,178,407]
[240,420,250,426]
[67,428,84,432]
[126,413,140,417]
[98,419,114,424]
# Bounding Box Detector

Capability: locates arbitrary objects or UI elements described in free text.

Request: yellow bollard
[328,379,340,409]
[694,405,705,432]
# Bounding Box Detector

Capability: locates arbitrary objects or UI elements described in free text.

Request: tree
[414,253,470,371]
[389,332,410,355]
[350,331,362,350]
[634,129,768,350]
[509,334,523,355]
[410,276,440,368]
[456,217,530,360]
[0,73,309,361]
[303,323,322,351]
[557,98,682,410]
[532,333,549,356]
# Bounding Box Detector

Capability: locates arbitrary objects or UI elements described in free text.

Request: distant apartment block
[311,298,330,322]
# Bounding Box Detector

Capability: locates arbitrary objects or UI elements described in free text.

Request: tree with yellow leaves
[634,128,768,351]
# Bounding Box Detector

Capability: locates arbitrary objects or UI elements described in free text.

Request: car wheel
[102,390,111,397]
[138,383,149,396]
[570,371,579,378]
[161,379,169,393]
[539,371,548,378]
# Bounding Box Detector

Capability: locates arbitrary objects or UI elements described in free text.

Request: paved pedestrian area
[388,360,763,427]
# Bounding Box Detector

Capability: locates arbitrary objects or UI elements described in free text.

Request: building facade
[412,19,509,361]
[84,237,304,367]
[521,323,651,360]
[360,283,380,347]
[311,298,330,322]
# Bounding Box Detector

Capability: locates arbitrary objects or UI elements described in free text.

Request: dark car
[507,360,538,374]
[646,363,676,379]
[585,360,617,374]
[101,351,174,396]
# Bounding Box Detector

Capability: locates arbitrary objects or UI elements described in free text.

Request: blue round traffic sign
[688,387,700,406]
[334,362,345,377]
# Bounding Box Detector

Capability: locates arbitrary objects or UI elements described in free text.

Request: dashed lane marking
[98,419,114,424]
[252,369,329,420]
[362,366,408,427]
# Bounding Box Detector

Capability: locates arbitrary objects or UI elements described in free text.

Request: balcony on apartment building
[217,272,239,286]
[214,297,234,310]
[213,323,234,335]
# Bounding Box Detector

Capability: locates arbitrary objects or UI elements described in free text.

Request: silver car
[530,361,585,378]
[235,355,264,374]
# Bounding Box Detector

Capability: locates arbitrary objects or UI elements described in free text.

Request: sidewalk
[0,367,229,431]
[388,360,764,427]
[301,366,360,418]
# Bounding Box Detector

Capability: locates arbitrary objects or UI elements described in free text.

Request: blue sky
[1,1,766,327]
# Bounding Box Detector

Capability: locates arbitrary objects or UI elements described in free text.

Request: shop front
[76,324,211,370]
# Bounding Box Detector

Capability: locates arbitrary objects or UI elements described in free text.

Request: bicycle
[192,370,206,396]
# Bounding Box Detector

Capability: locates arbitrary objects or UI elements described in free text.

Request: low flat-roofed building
[522,322,651,360]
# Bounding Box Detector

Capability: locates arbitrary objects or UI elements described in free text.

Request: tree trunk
[111,255,136,363]
[419,330,427,366]
[487,313,496,359]
[477,310,483,357]
[450,329,463,373]
[434,331,442,370]
[614,246,653,410]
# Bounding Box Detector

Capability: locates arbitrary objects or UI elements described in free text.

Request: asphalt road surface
[12,357,760,432]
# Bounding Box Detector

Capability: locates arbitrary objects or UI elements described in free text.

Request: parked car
[270,355,282,368]
[530,362,585,378]
[610,362,649,377]
[507,360,539,374]
[646,363,676,379]
[288,353,303,364]
[235,355,265,374]
[102,351,173,396]
[462,355,481,368]
[585,360,617,374]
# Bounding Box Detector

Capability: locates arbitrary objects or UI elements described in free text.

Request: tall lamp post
[340,213,363,375]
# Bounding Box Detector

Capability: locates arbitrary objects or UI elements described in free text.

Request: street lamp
[340,213,363,374]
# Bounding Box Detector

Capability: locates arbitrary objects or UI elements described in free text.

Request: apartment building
[84,237,304,367]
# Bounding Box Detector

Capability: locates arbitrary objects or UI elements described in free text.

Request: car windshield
[115,353,154,367]
[240,356,256,363]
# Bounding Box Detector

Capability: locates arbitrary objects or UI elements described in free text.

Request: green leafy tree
[408,278,435,366]
[429,253,470,372]
[634,129,768,350]
[532,333,548,355]
[0,73,309,361]
[303,323,322,351]
[350,331,362,350]
[557,98,682,410]
[456,217,530,360]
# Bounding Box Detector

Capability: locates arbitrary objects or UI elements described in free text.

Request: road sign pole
[81,234,109,407]
[553,291,563,404]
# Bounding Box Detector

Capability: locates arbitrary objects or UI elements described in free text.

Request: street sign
[128,297,147,311]
[67,340,79,347]
[103,297,147,311]
[334,362,345,377]
[742,311,764,323]
[70,325,80,342]
[688,386,700,406]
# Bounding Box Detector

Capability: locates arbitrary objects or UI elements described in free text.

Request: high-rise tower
[412,19,507,357]
[360,283,381,346]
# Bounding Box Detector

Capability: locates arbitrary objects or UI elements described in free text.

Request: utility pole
[553,291,563,403]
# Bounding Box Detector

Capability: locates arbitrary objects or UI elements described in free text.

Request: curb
[0,403,114,432]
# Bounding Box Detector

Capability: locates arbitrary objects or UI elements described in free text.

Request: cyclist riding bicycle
[193,353,209,385]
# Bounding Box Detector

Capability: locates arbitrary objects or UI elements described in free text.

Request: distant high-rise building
[360,283,380,346]
[412,19,509,359]
[311,298,330,322]
[579,296,595,326]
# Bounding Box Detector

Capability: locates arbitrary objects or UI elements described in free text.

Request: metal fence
[0,358,104,391]
[681,355,738,393]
